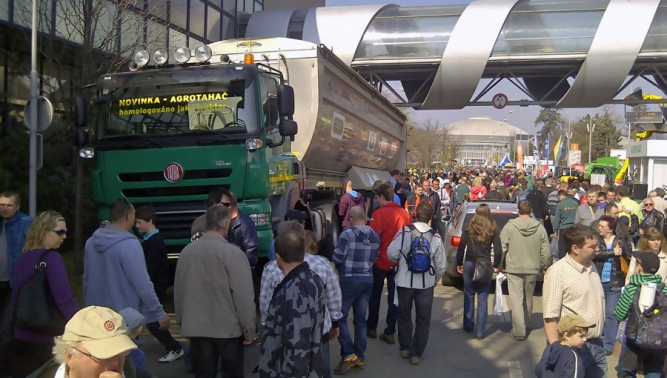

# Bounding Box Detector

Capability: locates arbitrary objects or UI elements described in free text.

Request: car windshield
[462,212,518,230]
[97,77,258,140]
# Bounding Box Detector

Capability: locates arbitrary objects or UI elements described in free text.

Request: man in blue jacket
[0,191,32,374]
[84,199,183,363]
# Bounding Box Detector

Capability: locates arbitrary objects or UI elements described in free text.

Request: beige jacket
[625,252,667,286]
[174,232,256,339]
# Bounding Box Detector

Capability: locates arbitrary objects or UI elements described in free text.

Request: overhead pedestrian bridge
[241,0,667,109]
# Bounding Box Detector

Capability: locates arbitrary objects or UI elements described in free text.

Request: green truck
[76,37,407,259]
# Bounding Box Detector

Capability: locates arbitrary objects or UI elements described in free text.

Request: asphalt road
[141,283,620,378]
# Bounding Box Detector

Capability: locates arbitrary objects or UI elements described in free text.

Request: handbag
[14,250,67,335]
[464,237,493,285]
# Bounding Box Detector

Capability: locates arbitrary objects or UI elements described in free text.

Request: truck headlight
[195,45,212,63]
[134,50,150,68]
[154,49,168,66]
[249,213,270,226]
[79,147,95,159]
[174,47,191,64]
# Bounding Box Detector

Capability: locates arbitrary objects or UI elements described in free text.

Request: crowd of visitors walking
[1,164,667,377]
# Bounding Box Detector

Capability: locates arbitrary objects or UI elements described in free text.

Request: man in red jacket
[367,183,412,345]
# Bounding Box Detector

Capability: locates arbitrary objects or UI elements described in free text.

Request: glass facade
[0,0,264,126]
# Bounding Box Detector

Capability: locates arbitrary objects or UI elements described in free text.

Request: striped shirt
[615,273,666,321]
[543,254,605,339]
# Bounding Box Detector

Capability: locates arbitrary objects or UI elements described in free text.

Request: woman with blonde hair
[469,176,487,201]
[9,210,78,377]
[455,204,501,339]
[625,227,667,285]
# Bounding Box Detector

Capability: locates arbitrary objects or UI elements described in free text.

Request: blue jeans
[146,321,182,352]
[602,282,622,353]
[579,337,608,378]
[322,338,331,378]
[367,265,398,335]
[617,339,665,377]
[462,261,490,338]
[338,282,372,361]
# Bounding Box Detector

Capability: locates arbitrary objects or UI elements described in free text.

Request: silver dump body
[208,37,407,181]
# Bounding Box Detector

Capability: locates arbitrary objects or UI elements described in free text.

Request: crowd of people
[0,164,666,377]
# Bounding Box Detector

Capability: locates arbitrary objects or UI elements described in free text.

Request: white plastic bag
[494,273,508,319]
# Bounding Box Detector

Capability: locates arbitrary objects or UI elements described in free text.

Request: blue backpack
[401,225,435,288]
[515,188,529,203]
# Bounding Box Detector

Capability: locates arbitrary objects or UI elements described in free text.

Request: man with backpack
[511,179,530,203]
[387,203,446,366]
[614,251,667,377]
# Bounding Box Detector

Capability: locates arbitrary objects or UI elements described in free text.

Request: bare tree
[9,0,171,273]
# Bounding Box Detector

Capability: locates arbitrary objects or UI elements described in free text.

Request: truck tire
[441,274,462,287]
[313,203,340,261]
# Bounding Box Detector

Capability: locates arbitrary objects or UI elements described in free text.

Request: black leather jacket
[593,235,631,287]
[227,210,259,267]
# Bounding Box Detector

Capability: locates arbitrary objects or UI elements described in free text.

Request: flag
[554,136,564,166]
[544,133,550,161]
[533,135,540,176]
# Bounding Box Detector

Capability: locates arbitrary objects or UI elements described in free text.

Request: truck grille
[147,201,206,245]
[123,184,228,198]
[119,168,232,182]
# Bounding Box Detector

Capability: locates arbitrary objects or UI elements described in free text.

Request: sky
[323,0,655,135]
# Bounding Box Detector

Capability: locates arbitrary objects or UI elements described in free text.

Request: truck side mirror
[279,120,298,139]
[277,85,295,117]
[75,96,87,127]
[268,120,298,148]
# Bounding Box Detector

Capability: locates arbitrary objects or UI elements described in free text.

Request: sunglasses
[220,202,231,207]
[644,203,654,207]
[52,229,68,236]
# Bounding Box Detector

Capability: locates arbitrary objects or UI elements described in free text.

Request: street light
[28,0,39,218]
[587,116,596,163]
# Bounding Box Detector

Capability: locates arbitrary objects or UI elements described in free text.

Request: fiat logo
[164,163,184,183]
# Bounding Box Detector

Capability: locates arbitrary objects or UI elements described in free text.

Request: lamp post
[587,116,596,164]
[28,0,38,218]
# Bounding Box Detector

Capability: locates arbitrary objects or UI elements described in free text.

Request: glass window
[224,0,236,15]
[120,10,144,57]
[259,74,280,130]
[207,8,221,42]
[208,0,222,8]
[245,0,253,13]
[171,0,188,30]
[222,14,234,39]
[147,0,167,21]
[237,0,245,12]
[146,20,167,52]
[92,1,118,49]
[190,0,205,37]
[55,1,83,44]
[189,37,205,50]
[169,29,187,49]
[255,0,263,12]
[0,0,9,22]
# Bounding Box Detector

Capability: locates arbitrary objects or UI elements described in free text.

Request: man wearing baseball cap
[28,306,139,378]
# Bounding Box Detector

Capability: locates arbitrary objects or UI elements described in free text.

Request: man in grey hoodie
[83,199,183,363]
[500,200,551,341]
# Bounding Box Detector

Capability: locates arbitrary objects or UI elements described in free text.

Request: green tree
[571,106,623,163]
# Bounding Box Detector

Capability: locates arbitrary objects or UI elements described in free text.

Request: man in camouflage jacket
[259,230,327,377]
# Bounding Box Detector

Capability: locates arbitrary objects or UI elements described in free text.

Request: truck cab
[79,51,297,259]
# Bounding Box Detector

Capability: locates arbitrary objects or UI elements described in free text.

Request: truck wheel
[441,274,462,287]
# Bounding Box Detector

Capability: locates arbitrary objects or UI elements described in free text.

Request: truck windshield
[99,79,258,139]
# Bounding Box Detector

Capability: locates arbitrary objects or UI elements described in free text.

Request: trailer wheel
[314,203,340,261]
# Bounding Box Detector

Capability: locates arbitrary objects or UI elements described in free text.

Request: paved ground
[141,283,620,378]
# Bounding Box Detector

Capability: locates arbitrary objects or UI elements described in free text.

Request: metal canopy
[244,0,667,109]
